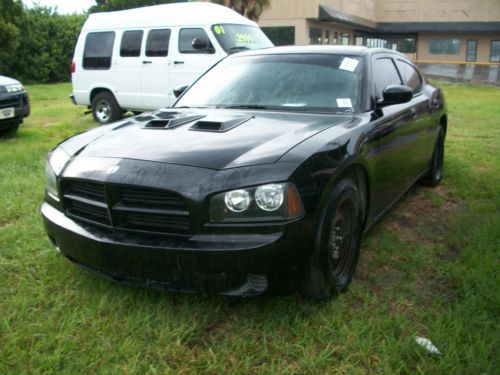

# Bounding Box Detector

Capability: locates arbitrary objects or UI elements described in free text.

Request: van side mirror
[173,85,188,98]
[192,38,209,50]
[378,85,413,107]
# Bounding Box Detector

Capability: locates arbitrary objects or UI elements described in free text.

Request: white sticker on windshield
[339,57,359,72]
[337,98,352,108]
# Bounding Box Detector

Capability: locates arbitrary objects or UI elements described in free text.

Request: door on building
[466,40,477,62]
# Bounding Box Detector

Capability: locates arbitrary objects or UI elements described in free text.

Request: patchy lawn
[0,83,498,373]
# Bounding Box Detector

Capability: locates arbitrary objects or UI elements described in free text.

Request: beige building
[258,0,500,64]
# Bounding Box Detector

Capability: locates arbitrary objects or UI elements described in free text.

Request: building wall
[260,0,500,23]
[417,33,500,63]
[258,0,500,63]
[376,0,500,23]
[260,0,377,22]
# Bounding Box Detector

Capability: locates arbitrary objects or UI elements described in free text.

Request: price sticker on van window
[235,33,255,44]
[213,25,226,35]
[339,57,359,72]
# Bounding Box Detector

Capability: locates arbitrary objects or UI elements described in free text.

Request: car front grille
[61,179,192,237]
[0,97,19,109]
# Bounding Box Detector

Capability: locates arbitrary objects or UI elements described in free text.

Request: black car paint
[41,46,447,295]
[0,89,30,131]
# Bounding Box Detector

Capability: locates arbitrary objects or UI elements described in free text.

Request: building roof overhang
[319,5,500,34]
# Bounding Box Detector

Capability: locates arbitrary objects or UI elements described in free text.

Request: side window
[146,29,171,57]
[395,59,423,95]
[372,57,402,101]
[120,30,143,57]
[83,32,115,70]
[179,28,214,54]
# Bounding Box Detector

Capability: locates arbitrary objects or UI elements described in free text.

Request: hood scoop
[143,111,205,129]
[190,115,252,132]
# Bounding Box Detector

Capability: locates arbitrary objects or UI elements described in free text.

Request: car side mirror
[173,85,188,98]
[192,38,213,52]
[378,85,413,107]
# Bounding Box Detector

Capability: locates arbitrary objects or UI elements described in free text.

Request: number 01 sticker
[213,25,226,35]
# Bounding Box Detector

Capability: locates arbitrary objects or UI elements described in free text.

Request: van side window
[179,28,214,54]
[83,32,115,70]
[120,30,143,57]
[146,29,171,57]
[395,59,423,95]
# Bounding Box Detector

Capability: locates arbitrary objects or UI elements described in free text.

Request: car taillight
[71,62,75,74]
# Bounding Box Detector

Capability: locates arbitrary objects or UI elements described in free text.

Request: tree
[212,0,270,21]
[89,0,187,13]
[0,0,23,73]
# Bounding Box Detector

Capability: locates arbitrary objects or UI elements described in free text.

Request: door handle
[173,61,184,65]
[142,60,152,64]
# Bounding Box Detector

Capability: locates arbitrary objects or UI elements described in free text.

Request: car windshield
[175,54,363,113]
[211,24,273,53]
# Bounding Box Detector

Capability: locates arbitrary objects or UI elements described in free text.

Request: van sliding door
[142,29,172,110]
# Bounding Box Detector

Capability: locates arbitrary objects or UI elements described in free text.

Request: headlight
[255,184,284,211]
[224,190,251,212]
[45,147,71,201]
[6,84,24,93]
[209,182,304,223]
[45,162,58,200]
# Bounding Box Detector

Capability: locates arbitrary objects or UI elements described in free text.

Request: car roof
[231,45,410,60]
[83,2,256,31]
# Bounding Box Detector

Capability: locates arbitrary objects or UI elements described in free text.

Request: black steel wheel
[91,91,122,124]
[421,126,445,187]
[302,178,363,300]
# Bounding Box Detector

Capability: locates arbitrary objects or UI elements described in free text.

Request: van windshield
[211,24,273,53]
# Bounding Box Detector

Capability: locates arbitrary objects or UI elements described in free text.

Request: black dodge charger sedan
[41,46,446,299]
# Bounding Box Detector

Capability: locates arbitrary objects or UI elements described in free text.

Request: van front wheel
[91,92,122,124]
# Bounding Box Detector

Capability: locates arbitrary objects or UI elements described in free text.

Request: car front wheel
[302,178,363,300]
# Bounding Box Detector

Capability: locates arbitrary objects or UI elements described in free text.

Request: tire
[421,126,445,187]
[91,91,122,124]
[301,178,363,301]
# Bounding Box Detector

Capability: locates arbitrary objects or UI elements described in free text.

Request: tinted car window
[395,59,422,95]
[120,30,143,57]
[372,57,402,101]
[83,32,115,70]
[179,28,214,54]
[146,29,171,57]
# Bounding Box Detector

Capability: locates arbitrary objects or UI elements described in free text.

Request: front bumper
[0,91,30,130]
[41,202,310,296]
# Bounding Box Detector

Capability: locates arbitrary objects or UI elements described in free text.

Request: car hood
[0,75,20,86]
[70,109,351,170]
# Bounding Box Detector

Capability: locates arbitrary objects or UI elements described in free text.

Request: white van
[71,2,273,123]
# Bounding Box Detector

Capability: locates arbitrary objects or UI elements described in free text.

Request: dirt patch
[355,184,463,310]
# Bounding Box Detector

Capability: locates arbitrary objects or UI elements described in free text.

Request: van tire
[91,91,122,124]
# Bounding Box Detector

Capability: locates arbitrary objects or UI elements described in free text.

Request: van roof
[83,2,257,31]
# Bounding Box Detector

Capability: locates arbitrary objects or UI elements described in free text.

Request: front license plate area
[0,107,15,120]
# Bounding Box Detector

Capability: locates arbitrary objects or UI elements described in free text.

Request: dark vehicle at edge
[41,46,447,299]
[0,75,30,134]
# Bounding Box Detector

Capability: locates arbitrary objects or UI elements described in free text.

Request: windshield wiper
[229,46,250,53]
[216,104,272,110]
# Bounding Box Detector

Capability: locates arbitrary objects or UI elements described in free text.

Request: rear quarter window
[395,59,423,95]
[83,32,115,70]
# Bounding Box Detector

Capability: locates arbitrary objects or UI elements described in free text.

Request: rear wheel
[421,126,445,187]
[301,178,363,300]
[91,91,122,124]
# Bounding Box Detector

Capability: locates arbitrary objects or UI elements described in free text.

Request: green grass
[0,82,498,374]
